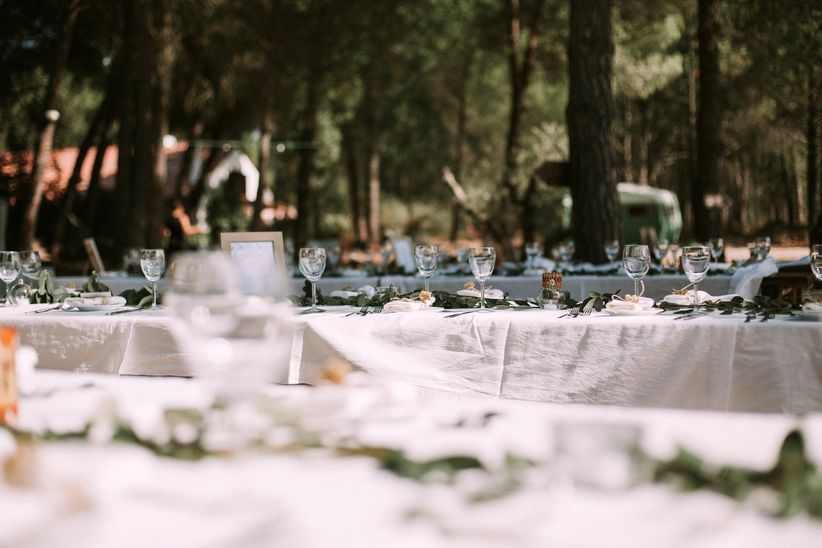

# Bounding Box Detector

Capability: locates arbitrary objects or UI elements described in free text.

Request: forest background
[0,0,820,267]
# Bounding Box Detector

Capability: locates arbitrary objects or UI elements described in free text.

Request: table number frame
[219,231,287,280]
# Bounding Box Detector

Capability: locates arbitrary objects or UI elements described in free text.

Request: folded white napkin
[662,291,738,306]
[802,303,822,313]
[605,300,643,312]
[358,285,376,298]
[457,288,505,300]
[80,291,113,298]
[64,296,126,307]
[730,257,778,300]
[329,289,360,298]
[383,300,431,313]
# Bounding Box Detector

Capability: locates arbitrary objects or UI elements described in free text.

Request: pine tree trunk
[51,76,116,260]
[20,0,80,249]
[342,126,363,241]
[252,112,272,231]
[368,151,381,244]
[294,81,320,253]
[82,130,111,230]
[567,0,620,263]
[807,69,818,232]
[694,0,721,241]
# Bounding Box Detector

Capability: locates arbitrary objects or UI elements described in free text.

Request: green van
[561,183,682,243]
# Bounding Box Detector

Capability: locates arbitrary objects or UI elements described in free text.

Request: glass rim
[468,246,495,253]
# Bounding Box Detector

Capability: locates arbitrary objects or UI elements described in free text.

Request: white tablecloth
[2,371,822,547]
[291,308,822,414]
[5,304,820,413]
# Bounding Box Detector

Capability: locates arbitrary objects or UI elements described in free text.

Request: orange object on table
[0,326,18,423]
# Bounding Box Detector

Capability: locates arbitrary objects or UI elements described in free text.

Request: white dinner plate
[603,307,658,316]
[68,304,126,312]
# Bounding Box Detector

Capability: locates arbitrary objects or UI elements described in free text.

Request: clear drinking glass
[0,252,21,306]
[653,239,670,264]
[415,244,438,292]
[468,247,496,310]
[757,237,771,260]
[604,240,620,264]
[19,251,42,277]
[622,245,650,297]
[681,246,710,306]
[164,251,292,388]
[140,249,165,308]
[708,238,724,263]
[524,242,541,270]
[811,244,822,282]
[299,247,326,313]
[558,241,575,271]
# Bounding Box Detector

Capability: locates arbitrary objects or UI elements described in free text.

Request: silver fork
[372,305,383,314]
[558,306,580,319]
[345,306,368,317]
[579,300,595,316]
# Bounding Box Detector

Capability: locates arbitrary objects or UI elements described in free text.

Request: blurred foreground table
[1,370,821,548]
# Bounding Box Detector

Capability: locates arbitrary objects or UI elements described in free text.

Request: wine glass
[19,251,42,278]
[0,252,21,306]
[811,244,822,282]
[524,242,541,270]
[415,244,438,292]
[653,239,670,265]
[165,251,292,389]
[622,245,650,297]
[558,241,575,272]
[708,238,724,264]
[140,249,165,308]
[468,247,496,310]
[299,247,326,313]
[681,246,710,306]
[757,237,771,260]
[604,240,620,265]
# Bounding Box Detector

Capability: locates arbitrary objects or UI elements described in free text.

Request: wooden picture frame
[220,231,287,280]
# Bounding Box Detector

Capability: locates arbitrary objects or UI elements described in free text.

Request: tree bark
[567,0,620,263]
[450,52,472,242]
[368,150,381,244]
[807,68,818,232]
[20,0,80,249]
[51,74,117,260]
[82,129,112,229]
[694,0,721,241]
[294,80,320,252]
[252,110,273,231]
[342,125,364,241]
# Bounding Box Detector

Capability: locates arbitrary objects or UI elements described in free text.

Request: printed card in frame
[220,231,287,280]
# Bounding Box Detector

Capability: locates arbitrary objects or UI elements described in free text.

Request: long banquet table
[2,370,822,547]
[56,273,733,301]
[4,304,821,414]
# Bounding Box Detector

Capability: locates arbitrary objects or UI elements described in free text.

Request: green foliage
[658,295,794,321]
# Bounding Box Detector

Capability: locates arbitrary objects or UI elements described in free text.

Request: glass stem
[634,279,639,297]
[312,281,318,308]
[694,283,699,307]
[3,281,6,306]
[424,278,430,292]
[152,282,157,308]
[479,280,486,309]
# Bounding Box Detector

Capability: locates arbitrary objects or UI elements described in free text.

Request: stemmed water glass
[0,252,21,306]
[524,242,541,270]
[415,244,438,292]
[558,241,575,272]
[622,245,650,297]
[140,249,165,308]
[20,251,42,278]
[604,240,620,265]
[708,238,724,264]
[681,246,710,306]
[299,247,326,313]
[757,237,771,260]
[468,247,496,310]
[811,244,822,282]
